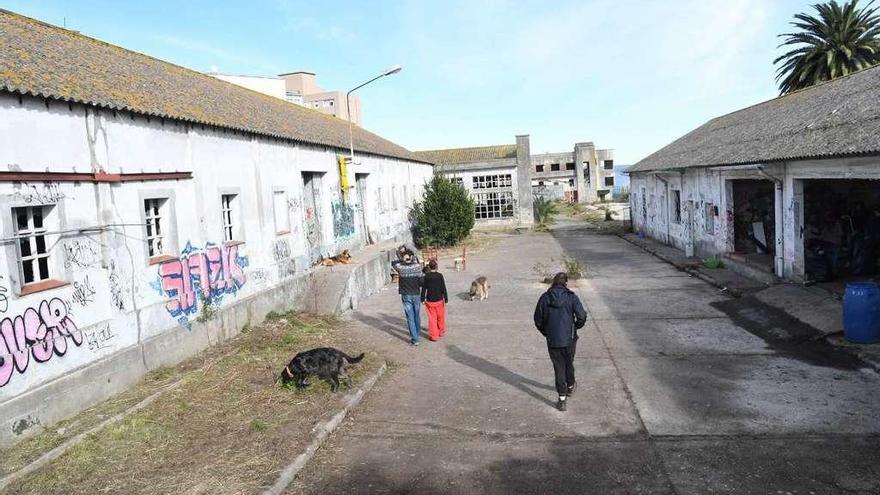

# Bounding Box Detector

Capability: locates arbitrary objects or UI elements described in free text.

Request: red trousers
[425,300,446,340]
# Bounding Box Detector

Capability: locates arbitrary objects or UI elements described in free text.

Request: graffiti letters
[63,240,100,270]
[332,202,355,239]
[157,242,248,322]
[16,182,65,204]
[108,260,126,311]
[273,238,291,261]
[0,298,81,388]
[0,277,8,314]
[69,276,97,308]
[84,324,115,352]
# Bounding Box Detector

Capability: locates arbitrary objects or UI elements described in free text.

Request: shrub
[533,196,559,229]
[411,175,475,247]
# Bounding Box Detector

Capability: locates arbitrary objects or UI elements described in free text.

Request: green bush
[411,175,475,247]
[533,196,559,229]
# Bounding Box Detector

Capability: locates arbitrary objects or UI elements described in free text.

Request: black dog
[279,347,365,392]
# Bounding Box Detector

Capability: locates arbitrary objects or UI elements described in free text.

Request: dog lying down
[319,250,353,267]
[279,347,365,392]
[469,276,490,301]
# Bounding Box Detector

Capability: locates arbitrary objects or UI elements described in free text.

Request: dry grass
[1,313,381,495]
[436,231,498,259]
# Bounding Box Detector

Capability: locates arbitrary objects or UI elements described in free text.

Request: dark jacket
[421,272,448,303]
[534,285,587,348]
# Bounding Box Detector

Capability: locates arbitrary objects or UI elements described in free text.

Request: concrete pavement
[289,227,880,494]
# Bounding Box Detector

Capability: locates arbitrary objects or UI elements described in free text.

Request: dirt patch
[1,313,383,495]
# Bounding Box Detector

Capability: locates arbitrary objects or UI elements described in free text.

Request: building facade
[531,144,615,203]
[0,11,430,445]
[415,136,535,226]
[629,65,880,285]
[208,71,362,126]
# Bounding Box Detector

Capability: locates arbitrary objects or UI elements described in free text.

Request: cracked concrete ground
[288,227,880,494]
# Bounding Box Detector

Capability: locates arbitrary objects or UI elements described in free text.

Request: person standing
[421,259,448,341]
[392,251,424,346]
[534,272,588,412]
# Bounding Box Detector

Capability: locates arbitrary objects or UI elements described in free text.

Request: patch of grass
[1,311,380,495]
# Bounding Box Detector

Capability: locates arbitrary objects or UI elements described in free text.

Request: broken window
[14,205,52,284]
[536,165,544,172]
[604,160,614,170]
[144,198,168,257]
[221,194,237,242]
[473,174,512,190]
[671,190,682,224]
[474,191,515,220]
[604,176,615,187]
[550,163,560,172]
[566,162,575,171]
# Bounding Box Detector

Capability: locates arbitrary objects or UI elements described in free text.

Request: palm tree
[775,0,880,94]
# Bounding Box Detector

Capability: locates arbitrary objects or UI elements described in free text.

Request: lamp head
[384,65,403,76]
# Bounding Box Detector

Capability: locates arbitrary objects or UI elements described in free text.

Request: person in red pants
[421,259,448,341]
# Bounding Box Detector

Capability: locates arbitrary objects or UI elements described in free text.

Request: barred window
[472,174,512,190]
[474,191,515,220]
[14,206,51,284]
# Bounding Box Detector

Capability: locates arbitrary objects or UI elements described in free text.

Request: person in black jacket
[421,260,448,341]
[534,272,588,411]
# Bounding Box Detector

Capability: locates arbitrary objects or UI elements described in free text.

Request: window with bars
[14,206,51,284]
[472,174,512,190]
[144,198,167,257]
[474,191,515,220]
[221,194,237,242]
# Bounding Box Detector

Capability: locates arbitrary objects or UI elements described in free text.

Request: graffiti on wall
[84,323,116,352]
[15,182,66,204]
[63,240,100,270]
[332,201,355,239]
[0,298,81,388]
[108,260,126,311]
[273,238,296,278]
[157,242,248,326]
[69,276,97,308]
[0,276,8,314]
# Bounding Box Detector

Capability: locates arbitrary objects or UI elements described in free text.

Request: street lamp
[346,65,402,164]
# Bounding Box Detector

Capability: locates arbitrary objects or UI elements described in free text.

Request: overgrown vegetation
[532,255,589,283]
[533,196,559,230]
[411,175,475,247]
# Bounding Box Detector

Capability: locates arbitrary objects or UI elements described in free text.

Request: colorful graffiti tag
[0,298,81,388]
[332,201,355,239]
[157,242,248,325]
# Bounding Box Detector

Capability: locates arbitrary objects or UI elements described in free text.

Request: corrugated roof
[413,145,518,165]
[630,64,880,173]
[0,9,429,164]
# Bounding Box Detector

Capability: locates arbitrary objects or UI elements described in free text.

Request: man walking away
[534,272,588,411]
[421,259,448,341]
[392,251,424,346]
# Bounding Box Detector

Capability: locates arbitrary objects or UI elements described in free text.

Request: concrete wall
[0,92,432,445]
[629,157,880,282]
[207,74,288,100]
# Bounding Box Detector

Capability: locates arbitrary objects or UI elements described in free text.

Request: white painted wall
[208,74,287,101]
[442,165,520,224]
[0,92,431,404]
[630,157,880,282]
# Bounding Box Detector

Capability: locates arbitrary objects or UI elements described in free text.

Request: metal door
[356,173,371,244]
[302,172,323,264]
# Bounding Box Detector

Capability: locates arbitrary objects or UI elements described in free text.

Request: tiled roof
[630,64,880,173]
[413,145,518,165]
[0,10,429,164]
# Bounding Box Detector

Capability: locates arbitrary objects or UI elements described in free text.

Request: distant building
[531,144,615,202]
[208,71,362,126]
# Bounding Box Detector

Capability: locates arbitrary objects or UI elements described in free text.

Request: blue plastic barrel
[843,282,880,343]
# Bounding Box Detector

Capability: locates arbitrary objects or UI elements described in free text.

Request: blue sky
[5,0,814,163]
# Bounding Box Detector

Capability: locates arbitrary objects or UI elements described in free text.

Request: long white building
[0,10,432,445]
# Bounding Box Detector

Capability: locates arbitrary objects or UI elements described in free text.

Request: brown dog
[319,250,353,266]
[469,276,490,301]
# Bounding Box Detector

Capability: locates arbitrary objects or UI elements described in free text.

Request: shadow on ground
[445,345,555,407]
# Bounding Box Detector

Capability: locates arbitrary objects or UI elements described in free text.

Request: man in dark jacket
[392,251,424,346]
[534,272,588,411]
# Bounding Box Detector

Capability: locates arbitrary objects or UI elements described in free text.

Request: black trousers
[548,339,577,396]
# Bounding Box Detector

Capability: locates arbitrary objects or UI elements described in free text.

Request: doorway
[730,179,775,271]
[301,172,323,264]
[355,173,371,245]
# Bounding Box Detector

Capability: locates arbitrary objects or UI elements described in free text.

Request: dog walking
[392,250,424,346]
[421,259,448,341]
[533,272,587,411]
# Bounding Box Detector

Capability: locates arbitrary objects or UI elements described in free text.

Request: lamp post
[346,65,402,165]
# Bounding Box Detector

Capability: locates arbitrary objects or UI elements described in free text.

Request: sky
[4,0,816,164]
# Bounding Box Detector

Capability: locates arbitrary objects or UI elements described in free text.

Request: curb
[0,379,184,492]
[617,234,742,297]
[262,361,388,495]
